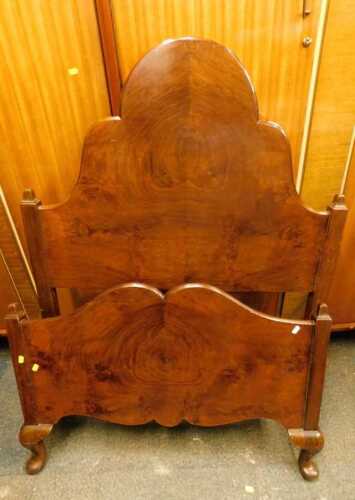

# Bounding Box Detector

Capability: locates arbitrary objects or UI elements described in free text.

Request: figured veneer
[9,38,345,479]
[8,284,331,479]
[21,39,345,313]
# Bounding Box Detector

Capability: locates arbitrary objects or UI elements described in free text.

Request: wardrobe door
[327,148,355,329]
[300,0,355,329]
[111,0,322,174]
[0,188,40,327]
[0,0,109,236]
[0,0,110,324]
[0,259,17,336]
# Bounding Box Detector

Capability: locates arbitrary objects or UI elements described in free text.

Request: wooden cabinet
[0,187,40,333]
[0,0,109,236]
[327,147,355,329]
[111,0,322,172]
[0,0,109,323]
[301,0,355,329]
[0,259,17,335]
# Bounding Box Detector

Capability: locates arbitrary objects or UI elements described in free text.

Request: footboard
[7,283,329,431]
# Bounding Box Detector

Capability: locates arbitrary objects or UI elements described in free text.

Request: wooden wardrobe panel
[301,0,355,210]
[111,0,322,173]
[0,187,40,325]
[0,0,110,239]
[327,149,355,327]
[0,258,17,334]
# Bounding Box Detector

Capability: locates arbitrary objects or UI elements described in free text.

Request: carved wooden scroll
[22,38,333,305]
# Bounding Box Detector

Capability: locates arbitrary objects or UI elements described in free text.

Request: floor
[0,333,354,500]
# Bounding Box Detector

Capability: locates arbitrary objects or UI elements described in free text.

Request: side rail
[6,283,331,478]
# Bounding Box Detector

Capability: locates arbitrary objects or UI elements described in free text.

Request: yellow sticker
[18,355,25,364]
[68,67,79,76]
[32,363,40,372]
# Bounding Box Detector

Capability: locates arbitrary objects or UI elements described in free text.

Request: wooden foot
[288,429,324,481]
[19,424,53,474]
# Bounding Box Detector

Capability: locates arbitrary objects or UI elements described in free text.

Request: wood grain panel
[19,283,313,429]
[112,0,322,172]
[27,39,329,295]
[0,0,110,239]
[301,0,355,210]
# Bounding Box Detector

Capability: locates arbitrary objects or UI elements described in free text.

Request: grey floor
[0,334,354,500]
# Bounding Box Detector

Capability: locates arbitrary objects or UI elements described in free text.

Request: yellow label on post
[32,363,40,372]
[18,355,25,364]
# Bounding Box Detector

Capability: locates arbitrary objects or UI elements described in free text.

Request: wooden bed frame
[6,38,347,479]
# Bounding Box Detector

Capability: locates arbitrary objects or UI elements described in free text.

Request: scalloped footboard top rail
[11,283,316,429]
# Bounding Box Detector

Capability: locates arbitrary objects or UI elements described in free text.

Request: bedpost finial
[317,303,332,321]
[22,188,36,201]
[21,188,41,206]
[6,302,26,320]
[330,193,346,209]
[8,302,21,314]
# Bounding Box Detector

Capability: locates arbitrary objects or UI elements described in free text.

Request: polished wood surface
[16,283,314,428]
[0,188,40,327]
[301,0,355,327]
[0,258,17,334]
[7,285,331,478]
[302,0,355,209]
[310,194,347,314]
[25,39,333,298]
[112,0,322,171]
[21,189,59,318]
[327,149,355,327]
[9,38,339,479]
[288,429,324,481]
[0,0,109,238]
[19,424,53,475]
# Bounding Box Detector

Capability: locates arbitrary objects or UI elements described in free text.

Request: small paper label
[292,325,301,335]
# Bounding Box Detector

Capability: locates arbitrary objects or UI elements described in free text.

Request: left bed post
[6,303,53,474]
[21,189,58,318]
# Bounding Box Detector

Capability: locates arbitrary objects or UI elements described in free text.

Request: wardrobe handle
[302,36,313,48]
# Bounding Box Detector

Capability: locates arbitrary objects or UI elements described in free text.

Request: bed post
[21,189,58,318]
[309,194,347,317]
[289,303,332,480]
[6,302,53,474]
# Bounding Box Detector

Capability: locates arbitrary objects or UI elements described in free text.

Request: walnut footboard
[7,283,330,431]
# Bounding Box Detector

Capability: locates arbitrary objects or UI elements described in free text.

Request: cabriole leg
[288,429,324,481]
[19,424,53,474]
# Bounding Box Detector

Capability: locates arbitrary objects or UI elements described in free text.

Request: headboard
[21,38,347,317]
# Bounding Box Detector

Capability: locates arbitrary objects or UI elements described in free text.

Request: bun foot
[19,424,53,475]
[288,429,324,481]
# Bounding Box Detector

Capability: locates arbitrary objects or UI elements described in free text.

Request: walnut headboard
[21,38,346,317]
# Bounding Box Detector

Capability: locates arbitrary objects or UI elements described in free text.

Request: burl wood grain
[19,283,313,429]
[29,38,328,293]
